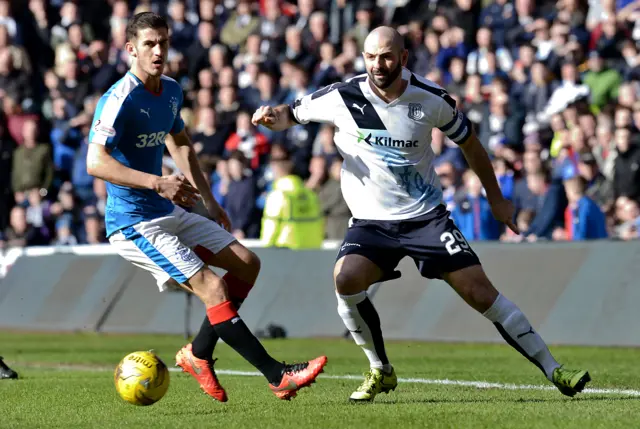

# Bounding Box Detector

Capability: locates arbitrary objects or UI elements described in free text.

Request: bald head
[363,26,407,90]
[364,26,404,55]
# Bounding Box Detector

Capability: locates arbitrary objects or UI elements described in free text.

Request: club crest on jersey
[175,247,195,263]
[408,103,424,121]
[170,96,178,118]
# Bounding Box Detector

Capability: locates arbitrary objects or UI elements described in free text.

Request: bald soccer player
[252,27,590,402]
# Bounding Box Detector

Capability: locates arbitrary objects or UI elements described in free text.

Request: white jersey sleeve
[89,74,138,149]
[433,90,473,145]
[289,82,346,126]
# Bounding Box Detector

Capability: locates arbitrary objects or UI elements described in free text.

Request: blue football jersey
[89,72,185,237]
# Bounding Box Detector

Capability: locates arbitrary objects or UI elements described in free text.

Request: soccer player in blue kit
[86,12,326,402]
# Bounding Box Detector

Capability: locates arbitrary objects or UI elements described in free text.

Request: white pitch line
[210,369,640,397]
[23,364,640,397]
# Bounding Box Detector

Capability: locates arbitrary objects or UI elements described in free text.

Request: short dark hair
[126,12,169,42]
[227,150,248,165]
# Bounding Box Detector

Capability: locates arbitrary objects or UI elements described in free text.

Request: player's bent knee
[334,271,368,296]
[445,266,498,313]
[225,242,261,278]
[186,268,229,307]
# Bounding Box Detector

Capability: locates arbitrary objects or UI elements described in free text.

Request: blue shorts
[336,205,481,281]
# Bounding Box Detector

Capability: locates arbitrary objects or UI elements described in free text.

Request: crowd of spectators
[0,0,639,251]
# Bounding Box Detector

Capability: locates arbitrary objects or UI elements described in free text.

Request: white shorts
[109,206,236,291]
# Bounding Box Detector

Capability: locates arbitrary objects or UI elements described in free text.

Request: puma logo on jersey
[352,102,366,115]
[140,108,151,118]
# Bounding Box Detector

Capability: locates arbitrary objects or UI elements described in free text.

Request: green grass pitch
[1,332,640,428]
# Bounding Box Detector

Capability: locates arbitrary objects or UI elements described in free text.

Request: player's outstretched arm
[251,105,296,131]
[166,129,232,230]
[86,143,201,206]
[459,132,520,234]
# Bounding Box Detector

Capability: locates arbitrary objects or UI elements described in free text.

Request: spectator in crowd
[318,156,350,240]
[220,0,260,52]
[583,50,622,111]
[312,41,340,89]
[260,0,289,62]
[592,119,617,179]
[0,0,637,247]
[466,27,513,78]
[431,129,465,172]
[92,178,107,218]
[224,150,259,239]
[82,205,104,245]
[521,61,556,127]
[304,11,329,55]
[613,127,640,202]
[168,0,196,53]
[305,155,326,192]
[615,197,640,240]
[436,161,463,212]
[0,46,32,106]
[50,97,82,177]
[211,158,230,209]
[52,213,78,246]
[57,60,90,110]
[86,39,120,94]
[494,157,515,201]
[575,151,614,212]
[4,205,47,248]
[187,21,217,78]
[563,176,608,240]
[216,86,241,128]
[281,25,316,72]
[346,1,375,52]
[11,119,53,197]
[260,148,324,249]
[521,171,568,241]
[25,187,52,239]
[0,114,14,231]
[451,170,502,241]
[225,110,269,170]
[193,106,230,171]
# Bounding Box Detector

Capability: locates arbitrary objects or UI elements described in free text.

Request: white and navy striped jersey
[290,67,472,221]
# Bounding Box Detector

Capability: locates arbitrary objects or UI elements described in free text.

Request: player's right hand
[490,197,520,235]
[251,105,277,128]
[154,175,200,207]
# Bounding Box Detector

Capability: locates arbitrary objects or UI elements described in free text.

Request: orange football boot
[270,356,328,400]
[176,344,228,402]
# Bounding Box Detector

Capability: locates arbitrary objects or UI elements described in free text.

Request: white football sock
[483,294,560,380]
[336,291,391,372]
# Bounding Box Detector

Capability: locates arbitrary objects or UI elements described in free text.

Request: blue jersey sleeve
[171,88,185,134]
[89,93,129,150]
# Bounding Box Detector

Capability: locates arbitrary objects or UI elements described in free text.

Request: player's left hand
[206,201,232,232]
[490,198,520,235]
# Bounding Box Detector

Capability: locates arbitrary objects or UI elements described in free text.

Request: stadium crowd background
[0,0,639,250]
